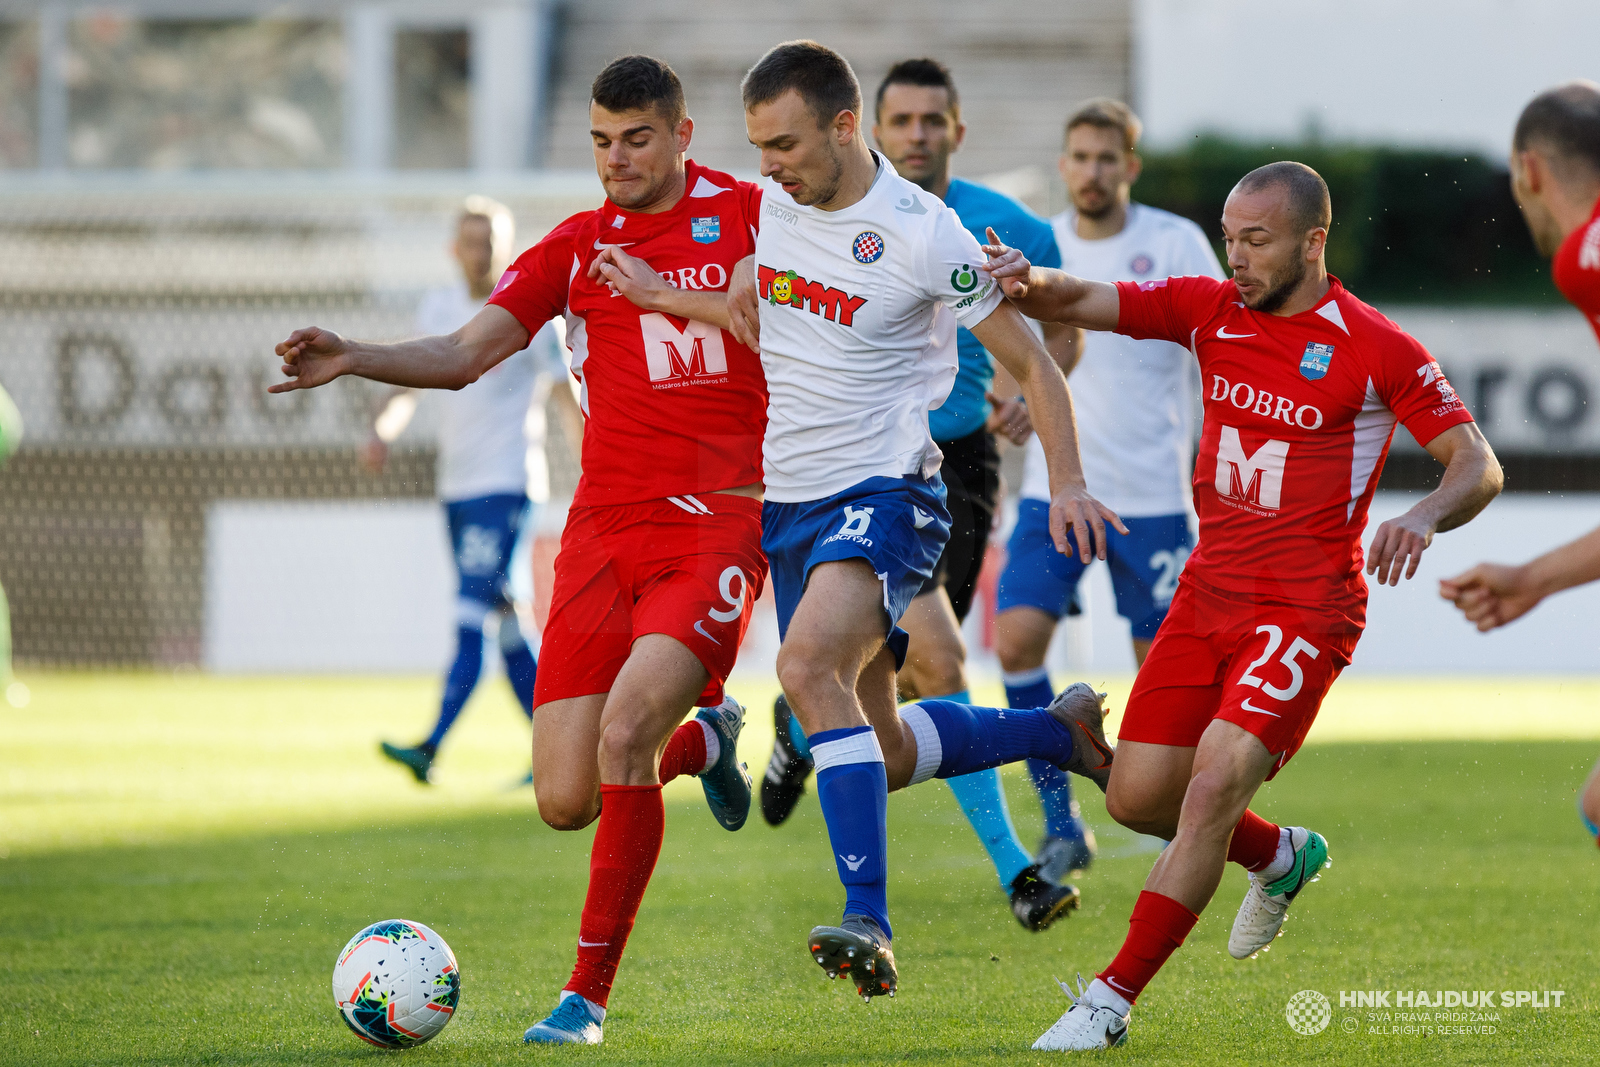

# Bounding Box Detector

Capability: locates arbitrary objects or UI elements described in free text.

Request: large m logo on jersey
[639,313,728,383]
[1215,426,1289,510]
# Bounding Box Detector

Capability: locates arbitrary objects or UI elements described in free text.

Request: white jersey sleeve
[916,203,1004,329]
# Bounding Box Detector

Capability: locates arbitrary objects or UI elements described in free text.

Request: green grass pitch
[5,671,1600,1065]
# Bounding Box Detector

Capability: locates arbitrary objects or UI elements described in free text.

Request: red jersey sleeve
[1114,274,1231,345]
[1370,326,1473,447]
[487,211,590,334]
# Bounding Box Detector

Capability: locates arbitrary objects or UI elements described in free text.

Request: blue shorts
[995,501,1192,640]
[762,475,952,669]
[444,493,531,609]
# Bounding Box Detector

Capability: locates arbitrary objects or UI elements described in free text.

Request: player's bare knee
[775,644,843,711]
[536,791,599,832]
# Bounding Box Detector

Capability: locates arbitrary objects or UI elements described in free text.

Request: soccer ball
[331,919,460,1048]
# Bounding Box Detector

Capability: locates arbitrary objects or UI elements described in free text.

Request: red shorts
[1119,579,1361,779]
[533,494,767,708]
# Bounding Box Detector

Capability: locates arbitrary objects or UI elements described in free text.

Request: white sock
[697,717,721,770]
[1085,977,1132,1016]
[1258,827,1295,883]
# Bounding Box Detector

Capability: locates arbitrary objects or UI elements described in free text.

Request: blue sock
[498,616,537,718]
[787,704,813,760]
[425,625,484,751]
[946,768,1035,888]
[810,726,891,940]
[1004,669,1086,841]
[923,689,1035,889]
[1003,667,1054,713]
[906,699,1073,778]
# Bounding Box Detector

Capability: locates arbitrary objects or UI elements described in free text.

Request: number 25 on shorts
[1238,625,1321,706]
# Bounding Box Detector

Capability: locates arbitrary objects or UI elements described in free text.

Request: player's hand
[358,435,388,474]
[588,244,672,311]
[985,391,1032,445]
[728,255,761,352]
[982,226,1032,299]
[1365,511,1434,586]
[1439,563,1543,632]
[1050,483,1128,563]
[270,327,350,393]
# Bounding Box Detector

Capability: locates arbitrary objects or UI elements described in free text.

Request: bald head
[1233,161,1331,239]
[1514,80,1600,187]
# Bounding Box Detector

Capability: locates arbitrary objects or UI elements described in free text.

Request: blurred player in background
[271,56,768,1046]
[368,197,582,785]
[864,56,1080,931]
[0,381,23,709]
[995,99,1225,884]
[729,41,1121,1002]
[1441,80,1600,839]
[987,161,1502,1049]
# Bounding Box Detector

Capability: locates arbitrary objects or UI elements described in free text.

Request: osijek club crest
[1300,342,1334,381]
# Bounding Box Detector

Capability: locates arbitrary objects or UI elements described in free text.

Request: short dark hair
[874,58,959,122]
[1234,161,1332,236]
[1064,98,1141,153]
[742,40,862,129]
[1514,80,1600,182]
[590,55,686,125]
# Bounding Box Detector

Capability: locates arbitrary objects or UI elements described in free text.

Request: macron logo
[840,854,867,872]
[912,507,936,529]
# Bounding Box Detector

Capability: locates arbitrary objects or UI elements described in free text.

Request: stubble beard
[1244,256,1308,314]
[792,145,845,207]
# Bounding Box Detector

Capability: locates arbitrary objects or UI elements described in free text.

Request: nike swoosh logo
[1105,976,1134,995]
[694,620,721,645]
[577,937,609,947]
[1216,327,1256,339]
[593,239,637,250]
[1240,697,1281,718]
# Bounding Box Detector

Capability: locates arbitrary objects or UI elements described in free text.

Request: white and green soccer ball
[331,919,460,1048]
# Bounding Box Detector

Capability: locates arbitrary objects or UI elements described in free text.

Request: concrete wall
[205,492,1600,675]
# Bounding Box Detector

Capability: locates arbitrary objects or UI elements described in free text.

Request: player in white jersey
[727,41,1123,1000]
[365,198,582,784]
[997,100,1225,880]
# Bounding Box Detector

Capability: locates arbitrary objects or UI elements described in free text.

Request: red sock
[564,784,665,1007]
[656,720,708,785]
[1226,809,1281,872]
[1098,891,1200,1005]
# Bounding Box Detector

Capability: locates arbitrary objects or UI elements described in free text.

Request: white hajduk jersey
[414,282,569,503]
[1020,203,1225,516]
[755,153,1005,502]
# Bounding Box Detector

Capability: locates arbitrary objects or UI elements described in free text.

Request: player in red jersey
[984,161,1503,1049]
[1442,81,1600,841]
[268,56,769,1045]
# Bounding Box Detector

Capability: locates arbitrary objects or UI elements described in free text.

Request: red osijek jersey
[1115,274,1474,625]
[1553,197,1600,347]
[489,161,767,507]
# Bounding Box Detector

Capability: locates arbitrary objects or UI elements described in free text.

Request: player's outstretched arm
[981,227,1119,330]
[969,301,1127,563]
[1366,422,1503,587]
[269,304,532,394]
[589,245,734,331]
[1440,525,1600,631]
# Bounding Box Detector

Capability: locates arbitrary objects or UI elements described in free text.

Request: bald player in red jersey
[1442,80,1600,843]
[984,161,1503,1050]
[269,56,769,1045]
